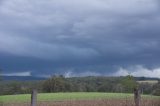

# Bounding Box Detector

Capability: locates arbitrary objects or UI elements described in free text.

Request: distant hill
[134,77,160,81]
[2,76,46,81]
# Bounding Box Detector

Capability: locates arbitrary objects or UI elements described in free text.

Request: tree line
[0,75,160,96]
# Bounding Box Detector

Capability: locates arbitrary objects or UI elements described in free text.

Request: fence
[31,90,37,106]
[31,88,141,106]
[134,88,141,106]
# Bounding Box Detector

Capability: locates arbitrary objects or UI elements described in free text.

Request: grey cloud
[0,34,99,60]
[0,0,160,76]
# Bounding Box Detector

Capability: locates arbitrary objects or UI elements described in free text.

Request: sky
[0,0,160,78]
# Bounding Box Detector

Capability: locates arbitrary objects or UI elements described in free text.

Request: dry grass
[137,80,158,84]
[3,98,160,106]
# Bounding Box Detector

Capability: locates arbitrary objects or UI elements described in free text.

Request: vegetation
[0,69,3,105]
[42,75,138,93]
[152,81,160,96]
[0,75,160,96]
[0,75,160,106]
[0,69,2,81]
[0,81,43,95]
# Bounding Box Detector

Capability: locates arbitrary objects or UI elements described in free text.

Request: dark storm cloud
[0,0,160,77]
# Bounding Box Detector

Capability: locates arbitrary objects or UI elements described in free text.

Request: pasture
[0,92,160,106]
[137,80,158,84]
[1,92,134,103]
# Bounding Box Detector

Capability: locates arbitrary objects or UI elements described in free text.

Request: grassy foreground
[0,92,160,103]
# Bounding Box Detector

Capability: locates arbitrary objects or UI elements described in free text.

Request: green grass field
[0,92,159,103]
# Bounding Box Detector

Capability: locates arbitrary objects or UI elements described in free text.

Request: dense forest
[0,75,160,96]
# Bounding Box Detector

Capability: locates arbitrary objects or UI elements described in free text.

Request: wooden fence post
[0,101,3,106]
[31,89,37,106]
[134,88,141,106]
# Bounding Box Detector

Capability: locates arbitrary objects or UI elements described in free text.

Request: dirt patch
[3,99,160,106]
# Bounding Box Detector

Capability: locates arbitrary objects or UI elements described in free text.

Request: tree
[0,69,2,81]
[43,75,69,92]
[120,75,137,93]
[98,83,113,92]
[0,69,3,96]
[152,81,160,96]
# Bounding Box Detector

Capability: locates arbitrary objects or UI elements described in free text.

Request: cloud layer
[115,66,160,78]
[0,0,160,77]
